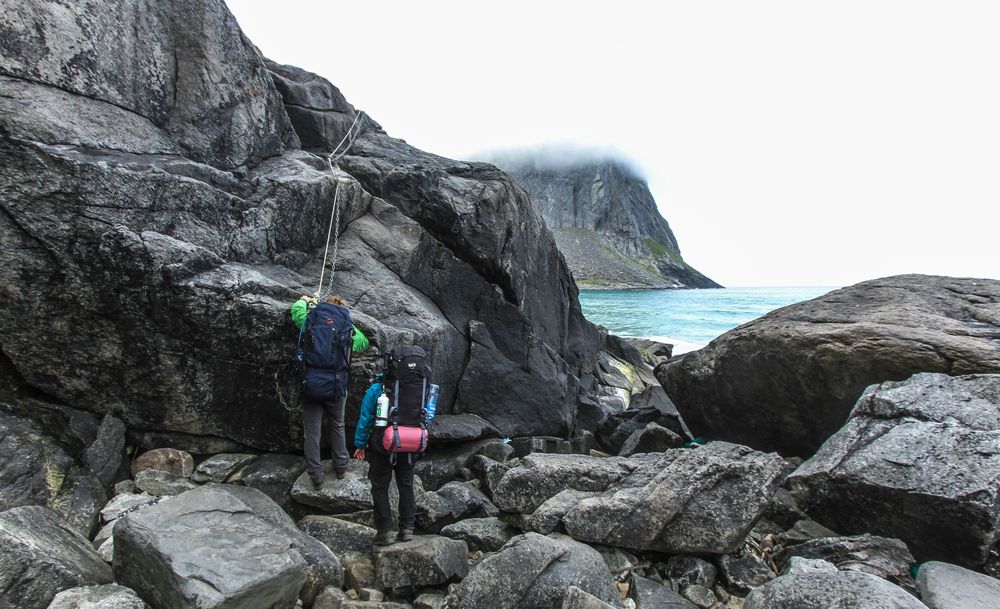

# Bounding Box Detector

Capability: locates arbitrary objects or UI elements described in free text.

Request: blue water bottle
[425,384,440,423]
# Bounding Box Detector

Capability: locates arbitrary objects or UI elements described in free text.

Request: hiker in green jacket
[292,294,369,486]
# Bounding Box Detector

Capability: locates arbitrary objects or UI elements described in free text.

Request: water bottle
[375,392,390,427]
[425,384,440,422]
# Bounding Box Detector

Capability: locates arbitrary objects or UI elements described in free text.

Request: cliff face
[491,155,721,289]
[0,0,603,451]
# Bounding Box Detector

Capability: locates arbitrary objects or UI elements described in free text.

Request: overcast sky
[227,1,999,287]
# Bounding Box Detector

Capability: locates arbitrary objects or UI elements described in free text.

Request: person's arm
[351,325,369,353]
[354,381,381,450]
[291,296,312,329]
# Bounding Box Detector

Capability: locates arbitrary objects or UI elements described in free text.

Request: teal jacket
[291,298,369,353]
[354,376,383,450]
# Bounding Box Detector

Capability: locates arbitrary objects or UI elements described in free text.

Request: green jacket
[291,298,369,353]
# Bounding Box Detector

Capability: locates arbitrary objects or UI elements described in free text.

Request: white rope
[315,179,341,297]
[326,110,366,167]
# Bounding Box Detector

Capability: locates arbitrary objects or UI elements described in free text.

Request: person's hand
[353,449,366,460]
[300,295,313,303]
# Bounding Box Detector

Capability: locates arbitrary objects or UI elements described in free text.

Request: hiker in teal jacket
[292,294,369,486]
[353,373,436,545]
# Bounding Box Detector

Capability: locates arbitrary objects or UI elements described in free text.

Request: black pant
[368,449,416,533]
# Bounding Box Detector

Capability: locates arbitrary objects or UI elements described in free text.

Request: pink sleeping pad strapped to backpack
[383,425,428,453]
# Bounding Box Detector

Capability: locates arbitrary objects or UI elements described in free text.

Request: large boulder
[0,505,113,609]
[787,373,1000,572]
[744,571,928,609]
[113,484,342,608]
[492,453,640,514]
[372,535,469,589]
[1,0,602,453]
[508,443,787,555]
[657,275,1000,457]
[47,584,150,609]
[443,533,622,609]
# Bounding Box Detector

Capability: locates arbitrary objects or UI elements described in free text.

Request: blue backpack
[299,302,353,400]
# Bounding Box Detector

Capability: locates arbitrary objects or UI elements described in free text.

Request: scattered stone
[298,516,377,559]
[129,448,193,478]
[788,373,1000,570]
[561,443,787,554]
[373,535,469,589]
[718,555,776,596]
[527,489,603,535]
[744,571,929,609]
[191,453,258,483]
[661,555,717,589]
[99,493,161,523]
[760,489,809,532]
[113,480,137,496]
[477,441,515,463]
[563,585,621,609]
[237,453,307,516]
[469,454,509,497]
[443,533,621,609]
[414,592,447,609]
[47,583,149,609]
[777,534,916,592]
[493,453,637,514]
[359,588,384,602]
[415,442,495,491]
[680,584,718,609]
[595,389,689,454]
[439,517,519,552]
[416,481,498,532]
[0,506,113,609]
[426,414,503,443]
[618,422,683,456]
[82,415,128,488]
[132,469,199,496]
[774,519,838,547]
[314,586,351,609]
[596,547,641,579]
[784,557,838,575]
[916,561,1000,609]
[342,552,377,591]
[632,575,697,609]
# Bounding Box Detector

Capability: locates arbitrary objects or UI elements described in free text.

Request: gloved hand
[352,325,369,353]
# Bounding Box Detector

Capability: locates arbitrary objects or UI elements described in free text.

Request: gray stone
[342,552,376,591]
[477,441,516,463]
[414,442,495,491]
[561,443,787,554]
[596,391,690,455]
[528,489,603,535]
[313,586,351,609]
[298,516,376,558]
[83,415,127,488]
[239,453,307,516]
[113,485,341,608]
[777,534,916,592]
[0,505,113,609]
[47,584,149,609]
[99,493,161,524]
[562,585,620,609]
[469,455,509,498]
[129,448,194,478]
[426,415,503,444]
[744,571,929,609]
[632,575,697,609]
[659,275,1000,457]
[191,453,258,483]
[718,555,776,595]
[784,557,838,575]
[443,533,622,609]
[787,373,1000,570]
[416,481,498,532]
[439,517,519,552]
[618,422,683,456]
[493,453,638,514]
[413,593,447,609]
[132,469,199,496]
[680,584,718,609]
[292,459,424,518]
[916,561,1000,609]
[373,535,469,589]
[774,519,838,547]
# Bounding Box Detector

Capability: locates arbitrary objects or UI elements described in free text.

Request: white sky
[226,1,999,287]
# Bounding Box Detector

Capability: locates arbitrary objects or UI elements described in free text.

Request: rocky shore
[2,2,1000,609]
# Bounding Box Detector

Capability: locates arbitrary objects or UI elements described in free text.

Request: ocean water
[578,286,838,355]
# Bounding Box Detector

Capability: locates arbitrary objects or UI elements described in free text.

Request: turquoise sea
[578,286,839,355]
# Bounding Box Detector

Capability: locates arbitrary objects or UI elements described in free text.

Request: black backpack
[300,302,352,400]
[383,346,432,426]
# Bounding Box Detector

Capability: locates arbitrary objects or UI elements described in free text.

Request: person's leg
[368,452,395,542]
[326,393,349,475]
[394,455,417,538]
[301,398,325,485]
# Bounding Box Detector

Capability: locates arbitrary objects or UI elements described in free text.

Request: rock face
[0,0,605,452]
[658,275,1000,457]
[787,373,1000,572]
[0,505,113,609]
[490,153,720,289]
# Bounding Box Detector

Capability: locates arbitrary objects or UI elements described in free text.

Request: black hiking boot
[397,528,414,542]
[309,472,325,488]
[334,467,348,480]
[373,530,396,546]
